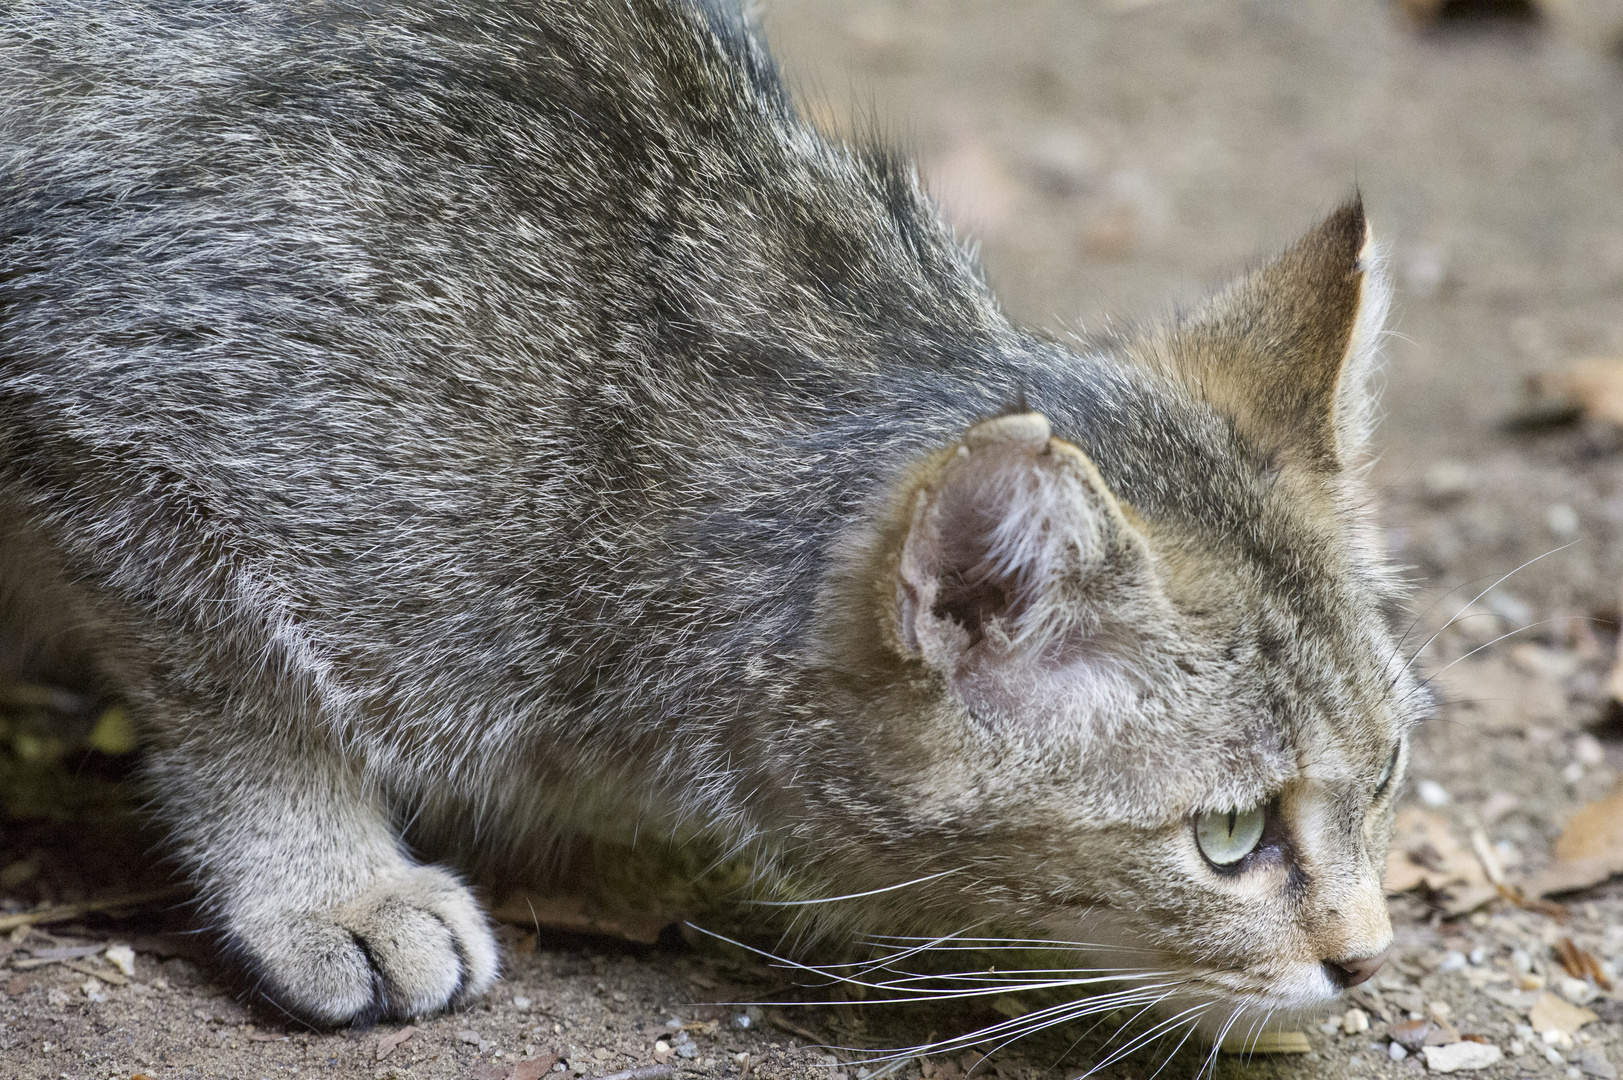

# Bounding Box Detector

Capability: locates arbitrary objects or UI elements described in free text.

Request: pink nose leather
[1324,949,1388,988]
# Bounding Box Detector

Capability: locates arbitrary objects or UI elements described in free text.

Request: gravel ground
[5,2,1623,1078]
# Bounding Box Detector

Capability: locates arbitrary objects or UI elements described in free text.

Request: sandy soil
[5,2,1623,1078]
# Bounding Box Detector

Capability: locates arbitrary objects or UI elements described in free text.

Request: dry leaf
[377,1025,418,1061]
[1528,992,1598,1035]
[1520,784,1623,896]
[1219,1030,1310,1055]
[1555,786,1623,861]
[1527,358,1623,427]
[511,1054,560,1080]
[1385,808,1489,902]
[1556,937,1613,990]
[1387,1018,1432,1051]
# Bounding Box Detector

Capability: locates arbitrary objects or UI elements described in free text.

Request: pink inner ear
[899,440,1069,666]
[930,451,1042,648]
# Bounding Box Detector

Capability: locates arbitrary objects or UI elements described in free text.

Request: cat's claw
[232,865,498,1025]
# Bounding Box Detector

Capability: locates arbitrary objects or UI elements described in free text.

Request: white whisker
[746,868,968,906]
[1394,542,1574,683]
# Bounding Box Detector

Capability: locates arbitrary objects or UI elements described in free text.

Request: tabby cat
[0,0,1416,1039]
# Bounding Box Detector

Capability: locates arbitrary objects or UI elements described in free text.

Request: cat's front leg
[147,730,498,1024]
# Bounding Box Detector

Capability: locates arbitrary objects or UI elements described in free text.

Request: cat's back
[0,0,1017,706]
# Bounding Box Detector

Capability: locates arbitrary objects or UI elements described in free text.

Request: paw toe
[238,866,498,1024]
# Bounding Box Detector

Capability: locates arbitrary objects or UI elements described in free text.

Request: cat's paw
[232,865,498,1025]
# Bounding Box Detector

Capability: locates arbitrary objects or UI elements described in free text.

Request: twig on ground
[0,886,190,932]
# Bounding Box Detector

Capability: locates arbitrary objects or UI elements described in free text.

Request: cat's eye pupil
[1196,804,1266,868]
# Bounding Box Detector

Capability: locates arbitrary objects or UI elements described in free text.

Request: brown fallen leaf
[511,1053,560,1080]
[1219,1030,1310,1054]
[1528,992,1598,1035]
[1556,937,1614,990]
[1519,784,1623,897]
[377,1025,418,1061]
[1385,809,1492,912]
[1424,1020,1463,1047]
[1527,358,1623,427]
[1387,1018,1432,1051]
[488,893,671,946]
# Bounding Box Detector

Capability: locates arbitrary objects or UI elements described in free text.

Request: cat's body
[0,0,1417,1035]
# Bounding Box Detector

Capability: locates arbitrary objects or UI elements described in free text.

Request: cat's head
[810,199,1420,1032]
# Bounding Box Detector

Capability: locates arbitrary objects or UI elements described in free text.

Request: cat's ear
[894,412,1158,695]
[1150,197,1389,471]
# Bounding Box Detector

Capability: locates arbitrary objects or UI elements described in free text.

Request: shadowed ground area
[4,1,1623,1077]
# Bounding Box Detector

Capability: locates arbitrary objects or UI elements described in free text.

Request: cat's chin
[1175,963,1354,1038]
[1034,910,1351,1038]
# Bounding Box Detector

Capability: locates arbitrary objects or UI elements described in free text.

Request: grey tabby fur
[0,0,1421,1036]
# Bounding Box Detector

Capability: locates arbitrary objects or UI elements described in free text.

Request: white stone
[1390,1041,1409,1061]
[1560,977,1599,1005]
[1418,780,1451,807]
[512,995,532,1010]
[1342,1008,1370,1035]
[1422,1042,1503,1072]
[103,944,136,977]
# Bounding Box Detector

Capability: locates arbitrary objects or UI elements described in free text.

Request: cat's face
[812,201,1420,1033]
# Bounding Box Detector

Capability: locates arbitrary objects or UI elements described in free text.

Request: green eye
[1376,745,1400,797]
[1196,805,1266,867]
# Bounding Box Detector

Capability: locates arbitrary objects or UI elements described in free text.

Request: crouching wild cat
[0,0,1418,1042]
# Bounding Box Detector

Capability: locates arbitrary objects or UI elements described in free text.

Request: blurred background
[760,0,1623,608]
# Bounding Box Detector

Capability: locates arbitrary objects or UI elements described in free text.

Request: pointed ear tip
[963,411,1052,451]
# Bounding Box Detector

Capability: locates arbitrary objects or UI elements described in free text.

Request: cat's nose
[1323,948,1388,989]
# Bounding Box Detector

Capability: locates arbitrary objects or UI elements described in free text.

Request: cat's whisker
[1392,542,1575,683]
[1143,1008,1206,1080]
[1077,999,1209,1077]
[1403,615,1603,704]
[1200,1005,1246,1080]
[836,986,1190,1062]
[862,934,1137,953]
[687,923,1173,1006]
[745,867,969,907]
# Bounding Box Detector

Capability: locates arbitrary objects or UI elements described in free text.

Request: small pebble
[1429,1000,1454,1021]
[1438,951,1467,973]
[1389,1041,1409,1061]
[103,944,136,977]
[1550,1045,1572,1066]
[1418,780,1451,807]
[1581,1049,1619,1079]
[1560,977,1599,1006]
[1575,735,1607,767]
[1468,946,1487,966]
[81,978,106,1003]
[513,995,533,1010]
[1343,1007,1370,1035]
[1422,1042,1504,1073]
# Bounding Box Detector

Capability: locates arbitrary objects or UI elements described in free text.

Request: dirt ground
[6,1,1623,1078]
